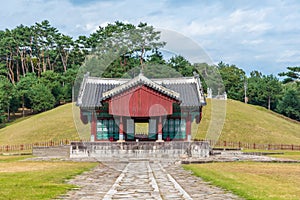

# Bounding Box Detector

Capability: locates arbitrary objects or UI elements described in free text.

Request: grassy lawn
[0,155,32,162]
[184,162,300,200]
[243,150,300,160]
[269,151,300,160]
[0,155,97,200]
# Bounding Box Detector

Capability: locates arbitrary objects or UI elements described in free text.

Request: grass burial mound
[195,99,300,144]
[0,99,299,145]
[0,104,79,145]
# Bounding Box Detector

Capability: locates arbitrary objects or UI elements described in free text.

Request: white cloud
[185,21,224,36]
[276,50,300,63]
[229,9,269,24]
[159,28,213,64]
[241,39,264,45]
[245,23,272,33]
[75,23,98,33]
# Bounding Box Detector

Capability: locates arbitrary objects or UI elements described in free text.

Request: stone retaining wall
[70,141,210,160]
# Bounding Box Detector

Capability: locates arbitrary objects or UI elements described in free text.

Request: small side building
[77,72,206,142]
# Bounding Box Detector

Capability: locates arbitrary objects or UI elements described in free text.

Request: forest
[0,20,299,125]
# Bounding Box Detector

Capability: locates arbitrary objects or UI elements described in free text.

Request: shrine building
[77,72,206,142]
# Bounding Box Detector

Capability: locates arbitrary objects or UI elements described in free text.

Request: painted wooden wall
[107,85,178,117]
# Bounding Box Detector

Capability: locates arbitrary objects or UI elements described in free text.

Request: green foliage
[40,70,65,104]
[84,21,166,78]
[16,73,38,110]
[276,84,300,121]
[0,20,87,119]
[247,71,263,105]
[8,88,19,115]
[168,55,195,76]
[218,61,246,101]
[278,66,300,84]
[16,73,56,113]
[131,22,166,66]
[0,77,11,123]
[0,19,84,85]
[28,83,56,112]
[248,72,282,110]
[195,63,224,94]
[262,74,282,110]
[143,64,181,78]
[60,69,78,102]
[88,21,135,48]
[147,50,166,65]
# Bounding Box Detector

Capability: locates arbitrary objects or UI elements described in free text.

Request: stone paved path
[61,161,242,200]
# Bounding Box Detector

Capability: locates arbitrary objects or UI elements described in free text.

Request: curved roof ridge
[87,77,127,85]
[102,73,180,100]
[153,77,195,85]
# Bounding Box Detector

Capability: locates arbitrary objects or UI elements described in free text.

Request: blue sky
[1,0,300,76]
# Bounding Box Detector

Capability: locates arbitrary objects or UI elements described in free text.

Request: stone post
[91,111,96,142]
[117,116,125,142]
[186,113,191,142]
[156,116,164,142]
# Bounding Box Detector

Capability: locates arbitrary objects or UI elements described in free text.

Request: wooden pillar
[156,116,163,142]
[186,113,191,141]
[91,111,96,142]
[118,116,125,142]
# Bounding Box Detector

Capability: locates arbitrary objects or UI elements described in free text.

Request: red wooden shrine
[78,73,206,142]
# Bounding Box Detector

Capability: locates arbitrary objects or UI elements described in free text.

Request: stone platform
[69,141,210,161]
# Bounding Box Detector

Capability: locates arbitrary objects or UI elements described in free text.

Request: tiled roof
[102,73,180,100]
[79,82,117,108]
[77,73,206,109]
[164,83,200,107]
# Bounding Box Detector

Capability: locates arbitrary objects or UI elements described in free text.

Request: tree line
[0,20,196,124]
[216,63,300,121]
[0,20,299,126]
[0,20,86,124]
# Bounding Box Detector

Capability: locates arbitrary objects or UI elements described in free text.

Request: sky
[1,0,300,76]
